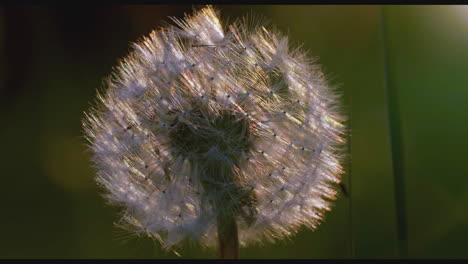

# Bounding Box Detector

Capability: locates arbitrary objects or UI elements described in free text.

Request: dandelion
[83,6,345,258]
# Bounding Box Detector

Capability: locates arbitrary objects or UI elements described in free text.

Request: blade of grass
[380,6,408,258]
[347,100,354,258]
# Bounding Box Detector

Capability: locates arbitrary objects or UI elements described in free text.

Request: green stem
[217,213,239,259]
[199,159,242,259]
[381,6,408,258]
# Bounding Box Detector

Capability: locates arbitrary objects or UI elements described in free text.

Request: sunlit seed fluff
[83,6,345,250]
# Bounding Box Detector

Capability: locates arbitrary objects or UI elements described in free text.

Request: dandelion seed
[83,6,345,258]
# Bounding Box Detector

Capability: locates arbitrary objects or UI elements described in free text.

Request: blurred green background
[1,5,468,259]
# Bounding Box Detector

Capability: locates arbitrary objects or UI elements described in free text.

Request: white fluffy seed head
[83,6,346,250]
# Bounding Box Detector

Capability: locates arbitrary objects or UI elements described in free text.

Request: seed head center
[168,110,251,163]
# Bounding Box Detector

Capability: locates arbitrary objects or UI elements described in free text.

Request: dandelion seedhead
[83,6,345,252]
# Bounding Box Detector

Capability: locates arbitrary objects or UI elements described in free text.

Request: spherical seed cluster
[83,6,345,250]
